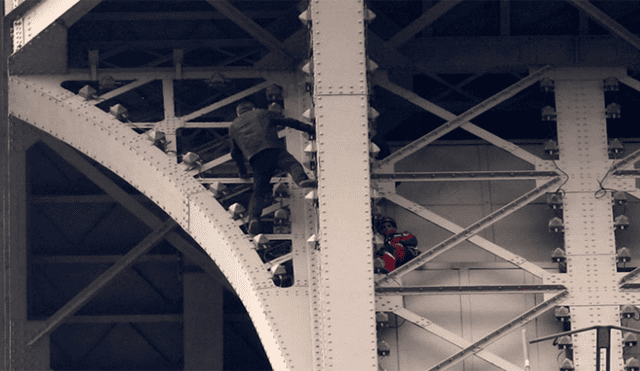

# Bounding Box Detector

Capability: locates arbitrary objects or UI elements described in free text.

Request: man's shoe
[248,219,261,235]
[299,179,317,188]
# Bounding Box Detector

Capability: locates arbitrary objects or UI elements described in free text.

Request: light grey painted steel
[377,178,559,285]
[554,75,622,371]
[8,75,318,371]
[311,0,377,369]
[394,308,523,371]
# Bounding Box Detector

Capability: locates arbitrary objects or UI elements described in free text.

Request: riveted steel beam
[181,80,274,122]
[377,285,566,295]
[372,171,557,182]
[426,290,568,371]
[565,0,640,53]
[26,218,178,346]
[382,192,548,278]
[311,1,375,369]
[393,308,524,371]
[371,71,543,167]
[377,177,560,285]
[375,65,551,168]
[39,135,237,297]
[10,75,296,370]
[385,0,465,49]
[93,78,155,104]
[205,0,296,63]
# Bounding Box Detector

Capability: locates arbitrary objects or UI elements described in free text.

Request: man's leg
[247,151,278,234]
[275,149,315,187]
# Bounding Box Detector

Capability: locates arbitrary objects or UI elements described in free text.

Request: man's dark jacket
[229,109,314,172]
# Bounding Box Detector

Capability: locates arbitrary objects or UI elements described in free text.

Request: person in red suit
[374,216,419,273]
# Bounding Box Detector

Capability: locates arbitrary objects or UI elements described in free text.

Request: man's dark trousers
[248,148,309,220]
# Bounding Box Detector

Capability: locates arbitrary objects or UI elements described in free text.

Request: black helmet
[375,216,397,235]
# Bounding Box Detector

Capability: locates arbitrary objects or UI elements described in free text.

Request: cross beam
[381,192,548,278]
[393,308,524,371]
[27,218,178,346]
[371,71,544,167]
[385,0,466,49]
[377,177,560,284]
[374,65,551,167]
[40,136,237,297]
[565,0,640,53]
[427,290,569,371]
[205,0,296,62]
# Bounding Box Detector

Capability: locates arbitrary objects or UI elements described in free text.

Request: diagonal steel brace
[376,177,560,285]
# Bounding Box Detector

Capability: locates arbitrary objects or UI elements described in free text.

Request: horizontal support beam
[197,177,287,184]
[31,194,149,203]
[376,285,566,295]
[565,0,640,53]
[620,283,640,290]
[27,218,178,346]
[134,122,233,129]
[397,35,640,73]
[82,10,285,21]
[382,192,549,278]
[376,65,551,166]
[613,170,640,177]
[66,314,182,323]
[393,308,524,371]
[377,177,560,284]
[31,254,180,264]
[371,171,557,182]
[427,290,569,371]
[64,67,291,80]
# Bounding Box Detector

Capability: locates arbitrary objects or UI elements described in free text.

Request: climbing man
[229,100,317,235]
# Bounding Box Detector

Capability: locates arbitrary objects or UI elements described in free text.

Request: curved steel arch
[8,74,313,371]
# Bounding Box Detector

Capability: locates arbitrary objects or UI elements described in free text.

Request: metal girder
[426,72,482,102]
[398,35,640,73]
[371,72,543,167]
[198,176,287,184]
[393,308,524,371]
[385,0,465,49]
[613,169,640,177]
[0,3,8,367]
[376,285,566,295]
[375,65,551,168]
[82,10,286,21]
[565,0,640,53]
[430,72,483,103]
[31,254,180,264]
[93,78,155,104]
[205,0,296,63]
[181,80,274,122]
[4,0,40,22]
[426,291,568,371]
[377,178,559,285]
[38,135,237,297]
[311,1,374,369]
[381,192,548,278]
[11,75,306,370]
[64,314,182,323]
[26,218,178,346]
[620,267,640,285]
[371,171,557,182]
[500,0,510,36]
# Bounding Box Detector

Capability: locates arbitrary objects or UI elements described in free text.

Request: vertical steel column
[9,120,50,370]
[183,271,224,371]
[310,1,377,370]
[1,1,9,368]
[282,73,315,288]
[554,71,622,371]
